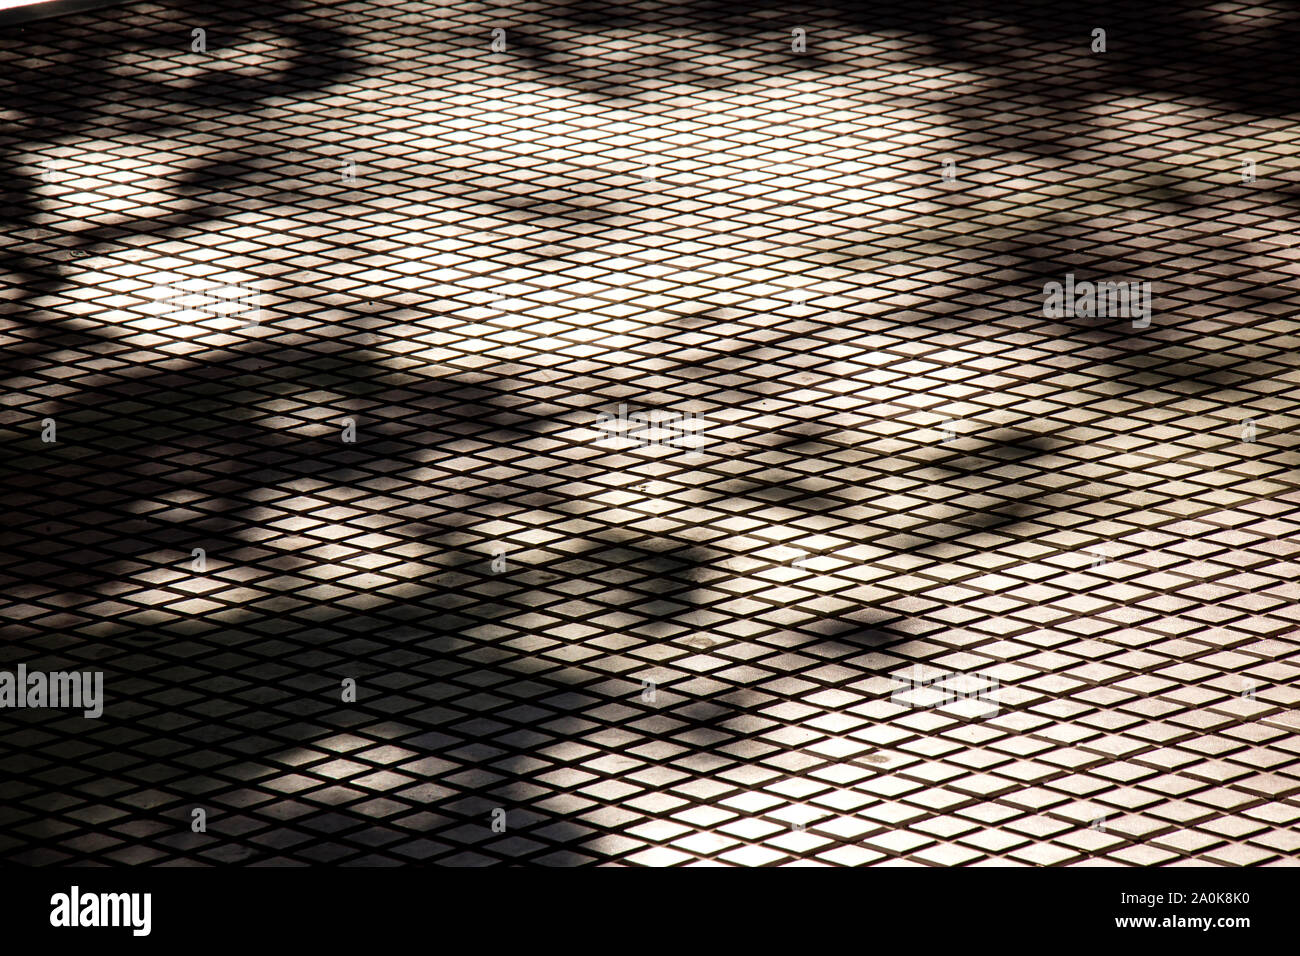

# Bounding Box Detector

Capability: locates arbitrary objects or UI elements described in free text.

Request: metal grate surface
[1,0,1298,866]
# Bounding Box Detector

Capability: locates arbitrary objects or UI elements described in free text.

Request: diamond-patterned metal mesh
[1,0,1297,866]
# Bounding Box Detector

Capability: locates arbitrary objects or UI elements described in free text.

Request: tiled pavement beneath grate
[0,0,1298,867]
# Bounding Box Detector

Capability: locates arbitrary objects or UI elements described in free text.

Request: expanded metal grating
[0,0,1298,866]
